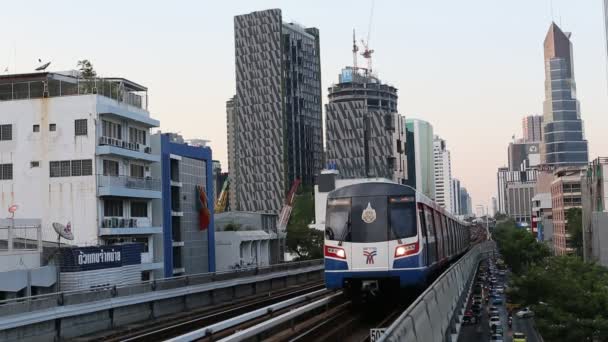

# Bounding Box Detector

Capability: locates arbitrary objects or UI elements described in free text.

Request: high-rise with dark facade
[522,115,543,142]
[541,23,588,167]
[230,9,323,213]
[326,67,406,183]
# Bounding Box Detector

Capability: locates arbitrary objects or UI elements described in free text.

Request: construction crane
[215,177,230,213]
[360,0,375,74]
[277,178,302,232]
[352,28,359,70]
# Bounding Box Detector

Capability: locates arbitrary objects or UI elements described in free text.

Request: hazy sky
[1,0,606,209]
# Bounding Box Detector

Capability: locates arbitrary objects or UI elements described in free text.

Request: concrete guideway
[168,290,342,342]
[0,261,323,341]
[378,242,496,342]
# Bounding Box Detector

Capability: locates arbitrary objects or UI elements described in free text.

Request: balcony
[97,175,161,199]
[99,217,162,236]
[96,136,160,162]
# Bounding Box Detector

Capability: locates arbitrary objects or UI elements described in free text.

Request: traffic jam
[459,255,533,342]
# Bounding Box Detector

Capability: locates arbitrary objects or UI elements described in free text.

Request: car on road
[489,316,501,329]
[490,334,504,341]
[513,332,527,342]
[491,325,504,336]
[495,287,505,294]
[516,307,534,318]
[492,297,504,305]
[463,312,477,325]
[488,306,499,317]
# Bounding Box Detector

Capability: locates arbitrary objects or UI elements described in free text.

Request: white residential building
[433,136,453,213]
[0,71,163,280]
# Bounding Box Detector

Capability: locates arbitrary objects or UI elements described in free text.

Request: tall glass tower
[541,23,588,167]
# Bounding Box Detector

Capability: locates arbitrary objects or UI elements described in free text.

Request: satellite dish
[8,204,18,214]
[53,222,74,240]
[35,61,51,71]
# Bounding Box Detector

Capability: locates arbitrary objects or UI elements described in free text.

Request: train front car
[324,182,425,294]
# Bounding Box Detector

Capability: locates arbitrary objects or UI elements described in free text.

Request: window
[50,161,61,177]
[130,164,144,178]
[129,127,146,145]
[102,120,122,140]
[75,119,87,136]
[60,161,70,177]
[33,125,40,132]
[81,160,92,175]
[104,199,123,217]
[350,196,388,243]
[389,196,417,239]
[131,202,148,217]
[71,160,82,176]
[49,124,56,132]
[0,164,12,180]
[103,160,119,176]
[30,161,40,168]
[0,124,12,140]
[325,198,351,241]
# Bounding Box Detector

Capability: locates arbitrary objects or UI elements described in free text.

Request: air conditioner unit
[144,147,152,154]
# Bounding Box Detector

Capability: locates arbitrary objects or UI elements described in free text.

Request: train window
[350,196,388,243]
[433,210,444,259]
[424,207,435,238]
[418,205,427,238]
[325,198,351,241]
[388,196,417,239]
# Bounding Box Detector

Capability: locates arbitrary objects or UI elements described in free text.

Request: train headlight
[336,249,345,258]
[325,246,347,259]
[394,242,419,258]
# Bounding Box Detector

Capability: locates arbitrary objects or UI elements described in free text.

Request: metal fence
[97,174,161,191]
[0,220,42,253]
[379,242,496,342]
[0,258,323,317]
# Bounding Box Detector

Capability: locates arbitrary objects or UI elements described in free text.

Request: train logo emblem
[363,247,377,264]
[361,202,376,224]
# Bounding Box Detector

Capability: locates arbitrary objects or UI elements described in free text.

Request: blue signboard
[60,243,142,272]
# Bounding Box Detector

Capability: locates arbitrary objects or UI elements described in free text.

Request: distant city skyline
[0,0,606,209]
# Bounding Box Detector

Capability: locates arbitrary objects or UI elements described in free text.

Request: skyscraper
[405,119,435,199]
[434,136,453,212]
[541,23,588,167]
[326,67,406,183]
[452,178,462,215]
[522,115,543,142]
[231,9,323,213]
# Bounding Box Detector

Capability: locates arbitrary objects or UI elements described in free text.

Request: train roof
[327,181,468,226]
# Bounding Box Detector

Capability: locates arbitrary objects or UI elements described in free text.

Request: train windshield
[350,196,388,243]
[388,196,417,239]
[325,198,351,241]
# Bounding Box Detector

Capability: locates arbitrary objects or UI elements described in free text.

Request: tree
[509,256,608,341]
[493,220,550,274]
[285,187,323,260]
[77,60,96,78]
[565,208,583,256]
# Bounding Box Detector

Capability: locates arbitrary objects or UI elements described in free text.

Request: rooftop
[0,71,148,110]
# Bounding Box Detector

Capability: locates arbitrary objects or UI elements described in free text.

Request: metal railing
[0,259,323,316]
[0,223,42,253]
[0,78,147,110]
[97,174,161,192]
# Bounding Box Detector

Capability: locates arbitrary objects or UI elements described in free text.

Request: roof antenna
[35,59,51,71]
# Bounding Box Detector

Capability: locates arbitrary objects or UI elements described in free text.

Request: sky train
[323,179,471,292]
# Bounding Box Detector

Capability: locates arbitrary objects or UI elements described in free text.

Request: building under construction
[325,63,406,182]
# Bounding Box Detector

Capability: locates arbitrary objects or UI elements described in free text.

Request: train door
[424,206,437,264]
[417,204,428,266]
[433,210,444,261]
[349,196,390,271]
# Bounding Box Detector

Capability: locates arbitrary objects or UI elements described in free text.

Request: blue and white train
[324,180,470,292]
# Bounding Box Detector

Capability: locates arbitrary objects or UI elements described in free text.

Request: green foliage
[224,222,241,231]
[565,208,583,256]
[286,186,323,260]
[493,220,550,274]
[510,256,608,341]
[77,60,96,78]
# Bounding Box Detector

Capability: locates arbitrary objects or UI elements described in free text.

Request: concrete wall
[380,242,495,342]
[0,95,98,245]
